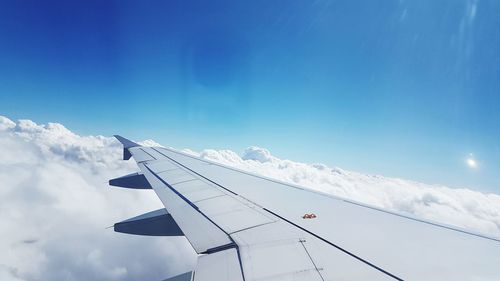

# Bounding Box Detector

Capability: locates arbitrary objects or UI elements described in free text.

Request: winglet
[114,135,141,160]
[114,135,141,148]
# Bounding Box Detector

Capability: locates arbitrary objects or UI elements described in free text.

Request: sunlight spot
[466,156,478,169]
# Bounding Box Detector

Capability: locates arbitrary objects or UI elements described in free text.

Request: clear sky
[1,0,499,192]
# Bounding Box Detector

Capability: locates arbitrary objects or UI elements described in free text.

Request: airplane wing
[111,136,500,281]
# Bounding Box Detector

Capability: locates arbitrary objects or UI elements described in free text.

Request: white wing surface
[111,136,500,281]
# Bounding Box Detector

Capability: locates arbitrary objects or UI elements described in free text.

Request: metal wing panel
[137,161,233,254]
[233,221,393,281]
[173,180,225,203]
[157,168,197,185]
[233,221,325,281]
[128,147,155,162]
[146,160,180,173]
[194,195,276,234]
[152,146,500,280]
[194,249,243,281]
[143,155,277,235]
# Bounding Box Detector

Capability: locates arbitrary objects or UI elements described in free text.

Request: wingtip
[114,135,141,148]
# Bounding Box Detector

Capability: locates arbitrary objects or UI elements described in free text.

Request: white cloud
[0,117,195,281]
[1,116,499,280]
[0,116,16,130]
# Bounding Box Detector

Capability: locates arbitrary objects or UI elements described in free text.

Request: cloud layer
[1,116,499,280]
[0,117,195,281]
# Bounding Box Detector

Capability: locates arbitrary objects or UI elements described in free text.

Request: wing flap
[233,220,394,280]
[194,248,243,281]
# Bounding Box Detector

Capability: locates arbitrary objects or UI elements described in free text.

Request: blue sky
[1,0,500,192]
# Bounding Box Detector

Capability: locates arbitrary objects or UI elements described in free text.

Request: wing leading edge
[111,136,500,281]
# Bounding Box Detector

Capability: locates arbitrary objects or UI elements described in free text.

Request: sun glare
[466,158,477,169]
